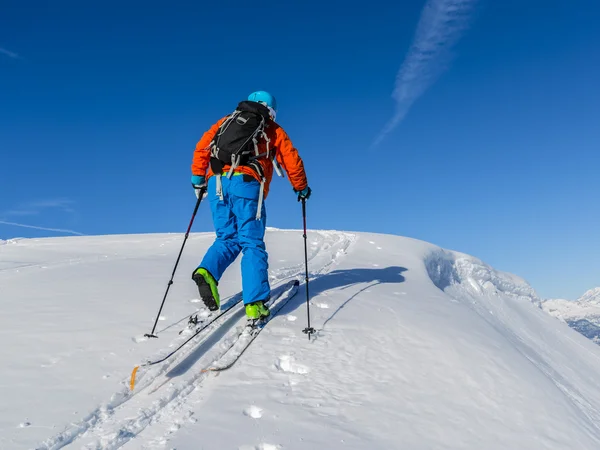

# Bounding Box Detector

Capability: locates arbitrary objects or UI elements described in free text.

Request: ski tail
[130,366,140,390]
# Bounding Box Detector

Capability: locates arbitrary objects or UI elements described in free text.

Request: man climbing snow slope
[190,91,311,320]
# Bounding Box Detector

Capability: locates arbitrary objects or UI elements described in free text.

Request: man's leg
[194,177,241,310]
[229,177,270,307]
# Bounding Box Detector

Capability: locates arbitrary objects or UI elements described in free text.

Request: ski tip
[130,366,140,391]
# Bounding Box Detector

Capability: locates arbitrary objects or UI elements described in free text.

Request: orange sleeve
[274,126,308,192]
[191,117,227,176]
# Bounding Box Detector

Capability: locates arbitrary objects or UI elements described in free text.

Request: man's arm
[274,126,308,192]
[191,117,227,176]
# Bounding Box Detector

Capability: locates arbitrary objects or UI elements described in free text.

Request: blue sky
[1,0,599,300]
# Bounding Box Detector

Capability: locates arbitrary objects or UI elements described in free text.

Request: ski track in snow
[37,230,355,450]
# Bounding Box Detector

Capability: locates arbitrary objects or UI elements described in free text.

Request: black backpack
[209,101,273,177]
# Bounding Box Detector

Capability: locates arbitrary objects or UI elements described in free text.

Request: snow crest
[0,238,22,245]
[425,249,541,306]
[425,249,600,441]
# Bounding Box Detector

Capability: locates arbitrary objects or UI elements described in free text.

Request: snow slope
[3,230,600,449]
[543,288,600,343]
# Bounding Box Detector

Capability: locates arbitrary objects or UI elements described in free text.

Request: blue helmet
[248,91,277,113]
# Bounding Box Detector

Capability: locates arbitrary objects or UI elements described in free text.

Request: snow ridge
[426,249,600,440]
[0,238,22,245]
[425,249,541,306]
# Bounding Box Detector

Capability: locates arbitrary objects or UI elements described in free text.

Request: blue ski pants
[198,174,270,305]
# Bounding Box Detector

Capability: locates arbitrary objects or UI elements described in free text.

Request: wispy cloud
[3,199,76,217]
[0,220,84,236]
[0,199,83,236]
[372,0,478,147]
[0,47,20,59]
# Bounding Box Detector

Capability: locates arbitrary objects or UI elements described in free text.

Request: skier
[190,91,311,320]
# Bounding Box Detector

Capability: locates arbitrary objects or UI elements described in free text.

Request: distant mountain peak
[579,287,600,304]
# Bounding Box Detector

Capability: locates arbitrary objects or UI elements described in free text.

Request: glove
[296,186,312,202]
[191,175,207,199]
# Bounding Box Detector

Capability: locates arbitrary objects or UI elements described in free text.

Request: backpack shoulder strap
[212,110,240,152]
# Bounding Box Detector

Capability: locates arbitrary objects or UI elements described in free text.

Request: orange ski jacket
[191,117,308,199]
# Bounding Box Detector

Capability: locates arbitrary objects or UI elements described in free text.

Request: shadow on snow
[164,280,301,379]
[279,266,408,327]
[165,266,407,378]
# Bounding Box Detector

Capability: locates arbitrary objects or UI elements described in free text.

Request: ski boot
[245,300,270,320]
[192,268,220,311]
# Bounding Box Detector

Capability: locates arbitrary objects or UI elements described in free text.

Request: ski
[130,293,245,390]
[203,279,300,372]
[178,291,244,335]
[130,279,299,390]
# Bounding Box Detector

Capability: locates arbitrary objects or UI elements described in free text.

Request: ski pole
[301,198,315,340]
[145,188,206,338]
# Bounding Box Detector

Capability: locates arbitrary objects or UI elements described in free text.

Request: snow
[3,230,600,449]
[580,288,600,304]
[543,288,600,343]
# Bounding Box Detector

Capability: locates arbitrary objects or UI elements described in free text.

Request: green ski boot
[192,268,220,311]
[245,301,270,320]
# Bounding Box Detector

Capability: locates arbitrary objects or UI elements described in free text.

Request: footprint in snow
[132,335,148,343]
[239,444,281,450]
[18,421,31,428]
[275,355,309,374]
[243,405,263,419]
[41,357,60,368]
